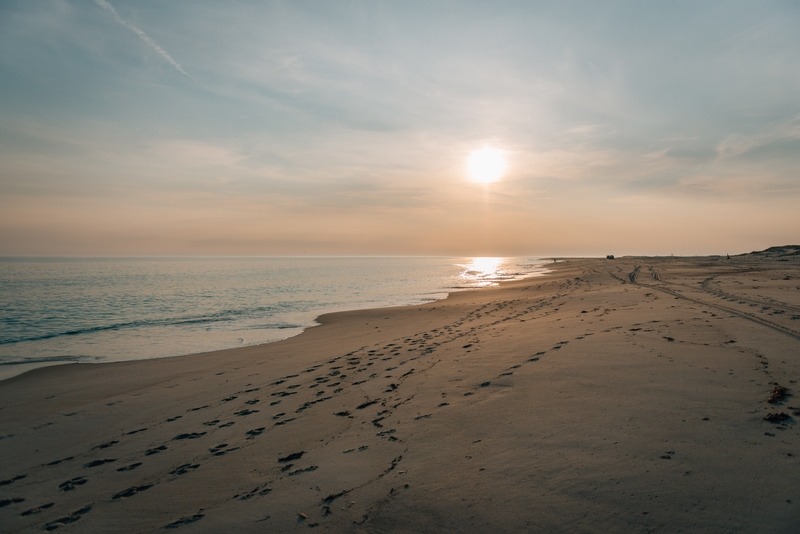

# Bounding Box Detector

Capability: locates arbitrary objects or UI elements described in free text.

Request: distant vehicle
[606,255,615,260]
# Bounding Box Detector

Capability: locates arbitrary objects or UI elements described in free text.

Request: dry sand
[2,252,800,533]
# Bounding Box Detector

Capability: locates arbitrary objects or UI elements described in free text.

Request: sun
[467,147,506,184]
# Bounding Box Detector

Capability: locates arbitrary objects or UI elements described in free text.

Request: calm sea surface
[0,257,547,379]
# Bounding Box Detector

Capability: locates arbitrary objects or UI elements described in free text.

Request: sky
[1,0,799,257]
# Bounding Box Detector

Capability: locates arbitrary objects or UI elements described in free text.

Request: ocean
[0,257,547,380]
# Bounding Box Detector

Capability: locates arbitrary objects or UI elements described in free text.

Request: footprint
[116,462,142,472]
[166,416,182,422]
[112,484,154,499]
[145,445,168,455]
[173,433,206,440]
[203,420,220,427]
[218,422,235,428]
[20,502,54,516]
[170,464,200,476]
[0,498,25,508]
[274,418,295,426]
[45,457,74,467]
[125,428,147,435]
[234,409,259,417]
[357,400,379,410]
[43,505,92,531]
[237,485,272,500]
[92,440,119,450]
[287,466,318,476]
[0,474,26,486]
[188,405,210,412]
[246,427,266,439]
[278,451,305,462]
[84,459,116,468]
[164,511,205,529]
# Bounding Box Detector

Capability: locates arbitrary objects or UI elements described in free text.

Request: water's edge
[0,262,551,383]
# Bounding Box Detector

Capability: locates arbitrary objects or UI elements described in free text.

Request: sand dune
[2,254,800,532]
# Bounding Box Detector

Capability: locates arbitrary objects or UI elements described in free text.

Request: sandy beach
[2,251,800,533]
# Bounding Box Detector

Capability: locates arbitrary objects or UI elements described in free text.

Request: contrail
[94,0,196,81]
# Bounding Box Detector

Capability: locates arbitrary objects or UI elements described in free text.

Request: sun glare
[467,147,506,184]
[469,257,503,276]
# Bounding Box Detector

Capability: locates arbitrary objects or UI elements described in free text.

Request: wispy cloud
[716,115,800,160]
[93,0,197,83]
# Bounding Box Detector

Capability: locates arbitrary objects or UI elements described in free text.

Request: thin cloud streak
[93,0,198,83]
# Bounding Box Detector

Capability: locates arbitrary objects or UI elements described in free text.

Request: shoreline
[2,255,799,532]
[0,260,551,383]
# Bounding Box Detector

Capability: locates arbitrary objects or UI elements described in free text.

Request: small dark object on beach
[768,384,789,404]
[764,412,790,422]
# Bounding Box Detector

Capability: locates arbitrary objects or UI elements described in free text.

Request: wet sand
[2,251,800,532]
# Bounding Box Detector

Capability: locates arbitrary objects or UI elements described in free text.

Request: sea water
[0,257,547,379]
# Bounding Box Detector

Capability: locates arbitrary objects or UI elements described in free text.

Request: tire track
[699,277,800,315]
[635,267,800,341]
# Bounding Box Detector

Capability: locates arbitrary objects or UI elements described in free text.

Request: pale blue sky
[1,1,798,255]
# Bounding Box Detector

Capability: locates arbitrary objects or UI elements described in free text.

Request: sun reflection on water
[459,257,508,287]
[469,257,503,276]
